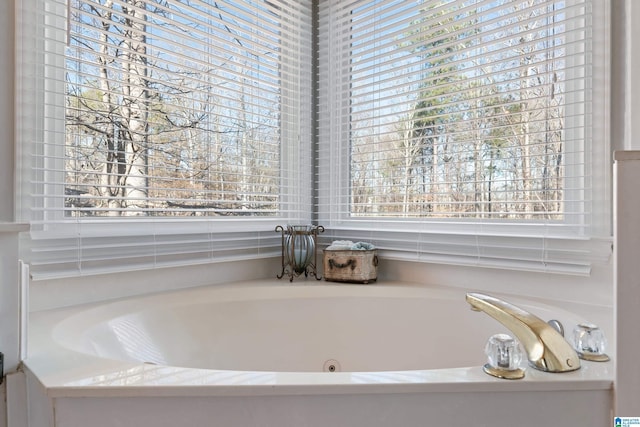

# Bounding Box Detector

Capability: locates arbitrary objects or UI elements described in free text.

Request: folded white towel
[325,240,376,250]
[351,241,376,250]
[326,240,354,250]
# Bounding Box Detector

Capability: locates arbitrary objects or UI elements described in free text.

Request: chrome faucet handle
[466,292,580,373]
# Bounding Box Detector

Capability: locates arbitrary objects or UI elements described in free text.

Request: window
[318,0,611,273]
[17,0,611,278]
[17,0,312,278]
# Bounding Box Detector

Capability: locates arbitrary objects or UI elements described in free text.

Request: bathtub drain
[323,359,341,372]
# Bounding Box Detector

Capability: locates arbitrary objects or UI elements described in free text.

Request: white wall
[1,0,15,221]
[1,2,20,427]
[613,0,640,416]
[625,2,640,152]
[614,152,640,415]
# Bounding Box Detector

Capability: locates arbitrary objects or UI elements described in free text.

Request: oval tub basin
[53,283,586,373]
[24,280,614,427]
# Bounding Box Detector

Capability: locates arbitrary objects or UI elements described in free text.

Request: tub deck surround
[26,279,613,399]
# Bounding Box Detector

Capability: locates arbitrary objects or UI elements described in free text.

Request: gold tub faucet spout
[466,292,580,373]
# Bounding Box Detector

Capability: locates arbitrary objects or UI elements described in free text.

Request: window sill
[319,226,612,276]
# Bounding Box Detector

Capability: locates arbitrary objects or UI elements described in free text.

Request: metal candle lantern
[276,225,324,281]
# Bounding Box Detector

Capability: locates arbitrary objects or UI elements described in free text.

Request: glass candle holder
[285,225,315,274]
[276,224,324,281]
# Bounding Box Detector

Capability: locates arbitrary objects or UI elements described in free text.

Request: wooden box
[323,249,378,284]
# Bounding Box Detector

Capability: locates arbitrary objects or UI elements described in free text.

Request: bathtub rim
[24,279,614,398]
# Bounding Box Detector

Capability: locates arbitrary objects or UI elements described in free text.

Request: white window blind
[17,0,313,278]
[317,0,611,274]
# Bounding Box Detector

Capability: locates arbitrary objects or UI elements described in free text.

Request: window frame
[316,0,612,274]
[17,0,313,278]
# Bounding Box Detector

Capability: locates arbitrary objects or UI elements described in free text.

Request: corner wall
[0,0,14,222]
[611,0,640,415]
[614,152,640,415]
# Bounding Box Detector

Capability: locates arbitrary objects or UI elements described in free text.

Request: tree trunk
[121,0,149,215]
[97,0,125,216]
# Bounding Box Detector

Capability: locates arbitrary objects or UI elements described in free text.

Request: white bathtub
[25,280,613,427]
